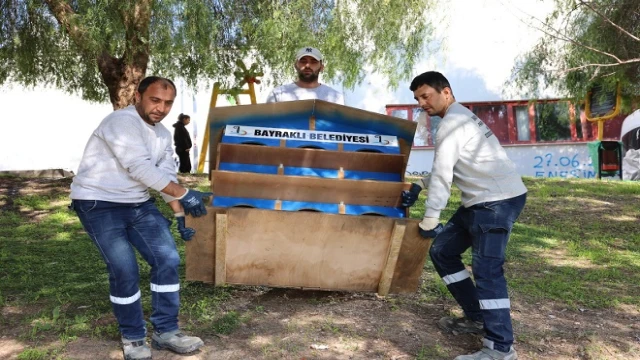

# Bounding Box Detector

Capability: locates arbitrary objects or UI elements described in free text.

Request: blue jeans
[429,193,526,352]
[70,198,181,340]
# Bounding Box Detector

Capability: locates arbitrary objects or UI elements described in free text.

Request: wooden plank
[389,219,432,293]
[217,143,406,174]
[211,170,410,207]
[185,207,217,283]
[223,208,395,291]
[215,213,228,285]
[309,115,316,130]
[377,223,406,296]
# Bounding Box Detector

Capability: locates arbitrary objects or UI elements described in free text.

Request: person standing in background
[173,114,192,173]
[266,47,344,105]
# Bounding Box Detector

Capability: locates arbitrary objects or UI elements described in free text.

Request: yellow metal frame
[196,81,257,173]
[584,83,621,140]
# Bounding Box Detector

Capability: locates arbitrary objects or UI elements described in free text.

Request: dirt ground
[1,176,640,359]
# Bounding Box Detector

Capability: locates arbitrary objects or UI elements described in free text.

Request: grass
[410,176,640,309]
[1,174,640,358]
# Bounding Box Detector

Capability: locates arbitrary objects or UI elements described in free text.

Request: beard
[296,67,320,83]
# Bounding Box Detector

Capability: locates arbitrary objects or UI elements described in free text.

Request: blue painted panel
[218,162,279,174]
[344,205,405,218]
[220,135,281,147]
[280,201,340,213]
[342,143,400,154]
[285,140,339,150]
[213,196,276,209]
[343,170,401,182]
[222,115,311,130]
[284,167,339,178]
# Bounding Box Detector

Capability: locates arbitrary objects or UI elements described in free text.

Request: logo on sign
[229,125,247,135]
[372,135,390,145]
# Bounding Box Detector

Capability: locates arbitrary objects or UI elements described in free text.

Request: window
[472,105,509,142]
[514,106,530,141]
[390,109,408,120]
[412,108,429,146]
[535,102,571,141]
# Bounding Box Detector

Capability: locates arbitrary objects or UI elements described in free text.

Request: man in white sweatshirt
[70,76,211,360]
[401,71,527,360]
[266,46,344,104]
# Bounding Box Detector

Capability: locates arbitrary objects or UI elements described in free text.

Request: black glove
[401,183,423,207]
[176,215,196,241]
[178,189,213,217]
[418,223,444,239]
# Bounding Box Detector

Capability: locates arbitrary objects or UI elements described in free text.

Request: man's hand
[418,217,443,239]
[401,183,423,207]
[176,214,196,241]
[178,189,213,217]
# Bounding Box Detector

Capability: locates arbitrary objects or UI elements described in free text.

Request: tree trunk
[97,52,148,110]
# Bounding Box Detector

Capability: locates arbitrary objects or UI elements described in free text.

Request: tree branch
[119,1,152,64]
[500,0,628,63]
[559,58,640,74]
[43,0,94,54]
[577,0,640,42]
[526,16,625,63]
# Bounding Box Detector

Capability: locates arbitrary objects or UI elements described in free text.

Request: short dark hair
[137,76,177,95]
[178,113,190,122]
[409,71,452,93]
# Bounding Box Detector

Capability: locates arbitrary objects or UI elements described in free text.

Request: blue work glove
[176,215,196,241]
[401,183,423,207]
[178,189,213,217]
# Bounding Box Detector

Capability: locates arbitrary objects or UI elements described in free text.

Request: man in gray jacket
[402,71,527,360]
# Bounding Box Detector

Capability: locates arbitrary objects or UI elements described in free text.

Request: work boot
[454,346,518,360]
[437,316,485,335]
[122,338,152,360]
[151,329,204,354]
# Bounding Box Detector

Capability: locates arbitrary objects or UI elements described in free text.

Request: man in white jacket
[70,76,210,360]
[402,71,527,360]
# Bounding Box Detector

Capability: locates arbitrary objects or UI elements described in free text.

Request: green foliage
[17,348,49,360]
[535,102,571,141]
[509,0,640,105]
[0,0,439,106]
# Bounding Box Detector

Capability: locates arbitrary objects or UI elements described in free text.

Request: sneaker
[151,330,204,354]
[122,338,152,360]
[437,316,485,335]
[454,346,517,360]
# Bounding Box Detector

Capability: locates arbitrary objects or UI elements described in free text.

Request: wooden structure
[186,100,431,296]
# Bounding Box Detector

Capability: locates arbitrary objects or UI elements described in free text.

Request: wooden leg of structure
[377,223,406,296]
[215,213,228,286]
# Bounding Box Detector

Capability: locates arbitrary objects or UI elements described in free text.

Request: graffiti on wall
[405,144,601,179]
[532,152,596,178]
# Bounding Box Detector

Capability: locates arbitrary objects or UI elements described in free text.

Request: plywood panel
[377,223,406,296]
[215,213,227,285]
[217,143,406,173]
[185,208,217,283]
[211,171,410,207]
[223,208,395,291]
[389,221,432,293]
